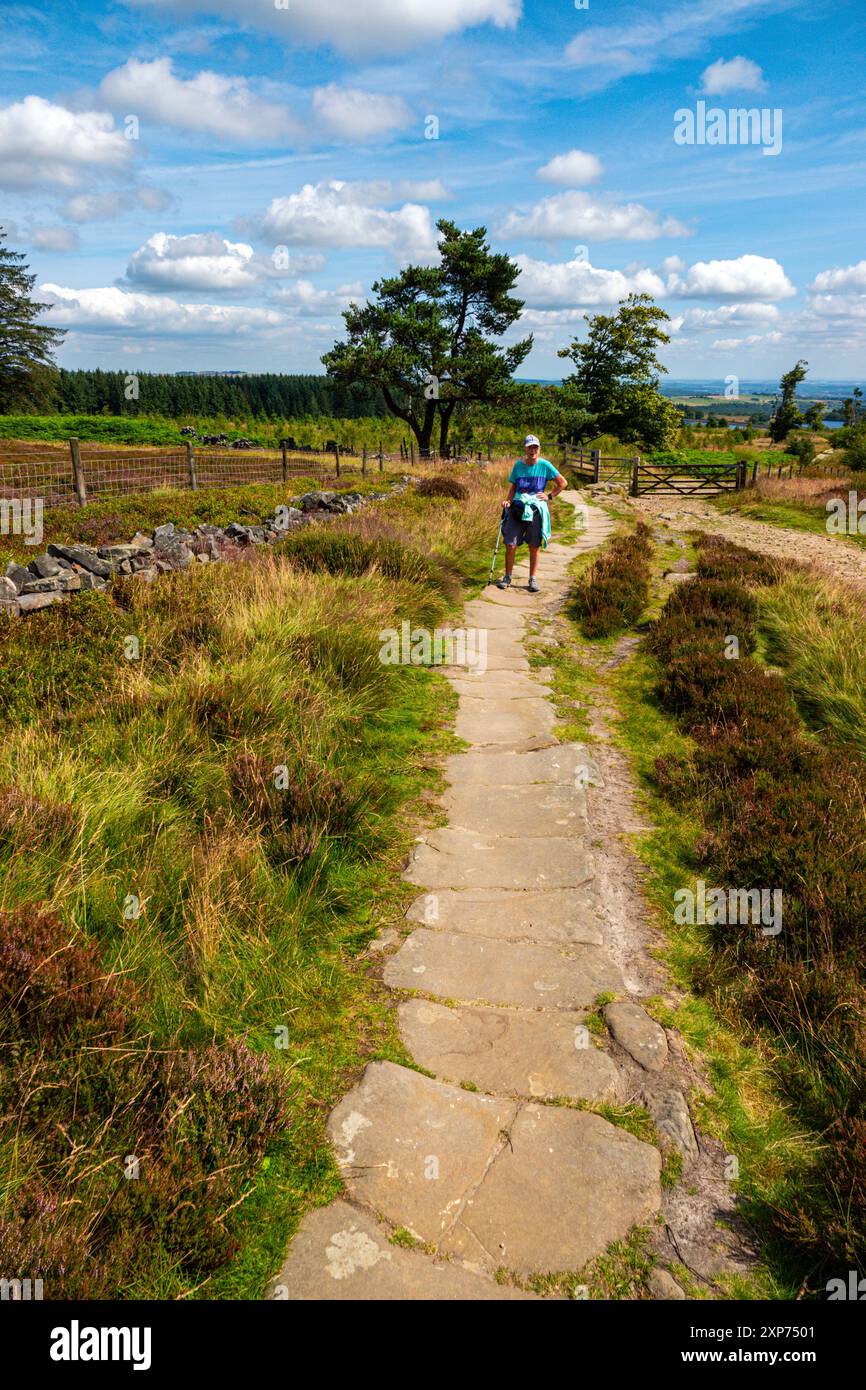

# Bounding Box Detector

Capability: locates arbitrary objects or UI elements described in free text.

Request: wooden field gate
[564,447,750,497]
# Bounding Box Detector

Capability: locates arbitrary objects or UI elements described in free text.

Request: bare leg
[528,546,540,578]
[504,543,517,577]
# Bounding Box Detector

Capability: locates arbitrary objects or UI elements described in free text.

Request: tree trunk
[437,402,455,457]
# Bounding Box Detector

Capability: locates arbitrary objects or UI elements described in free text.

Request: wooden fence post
[591,449,601,484]
[362,446,368,477]
[281,442,288,484]
[630,455,640,497]
[69,437,87,506]
[410,439,415,467]
[751,461,759,485]
[487,437,492,462]
[335,443,341,477]
[186,441,197,490]
[378,439,384,472]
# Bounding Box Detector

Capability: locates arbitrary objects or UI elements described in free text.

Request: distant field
[0,413,415,452]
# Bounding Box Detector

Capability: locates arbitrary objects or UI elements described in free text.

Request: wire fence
[0,434,532,512]
[0,438,408,510]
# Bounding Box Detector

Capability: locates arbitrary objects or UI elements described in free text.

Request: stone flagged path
[272,493,680,1299]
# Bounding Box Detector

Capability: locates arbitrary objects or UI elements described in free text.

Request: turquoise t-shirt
[509,457,558,495]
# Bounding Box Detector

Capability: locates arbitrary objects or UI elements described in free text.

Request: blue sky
[1,0,864,382]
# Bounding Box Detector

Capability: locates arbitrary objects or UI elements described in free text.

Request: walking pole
[487,506,507,587]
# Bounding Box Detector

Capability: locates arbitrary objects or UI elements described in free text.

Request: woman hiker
[496,435,568,592]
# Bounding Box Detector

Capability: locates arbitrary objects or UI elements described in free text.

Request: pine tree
[0,229,65,411]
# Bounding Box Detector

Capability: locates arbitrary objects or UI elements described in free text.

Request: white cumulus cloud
[0,96,131,189]
[537,150,603,186]
[257,179,439,262]
[128,0,522,57]
[312,85,412,140]
[39,282,285,334]
[500,191,689,242]
[712,330,783,349]
[682,302,781,327]
[271,279,365,315]
[667,254,794,300]
[513,253,665,307]
[98,57,295,142]
[125,232,259,291]
[809,260,866,293]
[700,56,766,95]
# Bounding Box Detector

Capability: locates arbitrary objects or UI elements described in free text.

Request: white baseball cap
[524,434,541,448]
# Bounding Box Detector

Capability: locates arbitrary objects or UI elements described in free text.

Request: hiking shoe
[528,577,540,593]
[496,574,512,589]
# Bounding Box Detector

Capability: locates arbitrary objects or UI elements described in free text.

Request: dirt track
[633,494,866,595]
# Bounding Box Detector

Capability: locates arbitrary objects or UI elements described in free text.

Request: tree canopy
[322,219,531,455]
[769,359,808,442]
[0,229,65,412]
[557,294,681,448]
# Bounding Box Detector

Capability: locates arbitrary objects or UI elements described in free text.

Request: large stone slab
[327,1062,515,1244]
[482,585,552,610]
[270,1200,535,1300]
[399,999,625,1102]
[383,929,623,1009]
[405,886,604,945]
[440,1106,662,1275]
[444,645,530,673]
[446,670,551,698]
[440,780,587,836]
[469,627,528,659]
[454,696,555,746]
[443,743,601,788]
[404,826,595,890]
[463,599,528,630]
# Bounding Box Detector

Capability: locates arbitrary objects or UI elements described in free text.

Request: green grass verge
[0,472,504,1300]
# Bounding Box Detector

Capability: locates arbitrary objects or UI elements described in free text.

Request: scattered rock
[47,544,112,578]
[20,576,63,594]
[18,591,65,612]
[644,1085,698,1161]
[5,563,32,593]
[77,572,107,592]
[29,554,64,579]
[97,545,142,562]
[605,999,668,1071]
[648,1267,687,1300]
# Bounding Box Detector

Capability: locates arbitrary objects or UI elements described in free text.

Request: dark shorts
[501,504,543,548]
